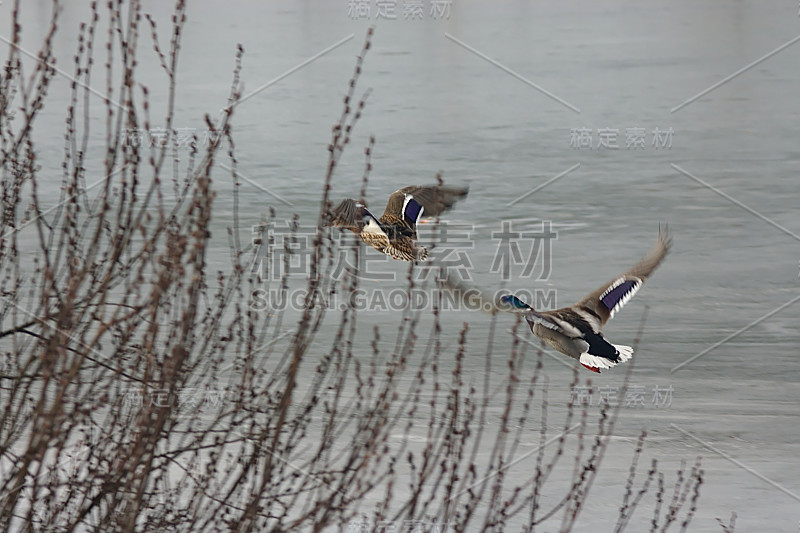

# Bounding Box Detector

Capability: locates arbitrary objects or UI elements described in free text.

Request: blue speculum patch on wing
[600,279,638,312]
[403,197,424,223]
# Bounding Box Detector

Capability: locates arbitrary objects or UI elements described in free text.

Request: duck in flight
[443,227,671,373]
[328,185,469,261]
[501,227,671,373]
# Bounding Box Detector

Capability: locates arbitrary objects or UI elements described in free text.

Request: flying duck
[500,227,672,372]
[441,227,671,373]
[328,184,469,261]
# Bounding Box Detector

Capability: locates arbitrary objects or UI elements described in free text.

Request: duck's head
[500,294,532,310]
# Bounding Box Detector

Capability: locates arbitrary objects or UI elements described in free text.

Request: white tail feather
[579,345,634,372]
[615,344,634,362]
[579,353,617,370]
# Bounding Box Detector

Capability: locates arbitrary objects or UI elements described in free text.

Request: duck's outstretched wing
[330,199,370,232]
[382,185,469,239]
[575,226,672,325]
[330,198,392,250]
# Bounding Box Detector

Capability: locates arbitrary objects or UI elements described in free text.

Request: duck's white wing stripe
[599,277,642,319]
[402,194,425,224]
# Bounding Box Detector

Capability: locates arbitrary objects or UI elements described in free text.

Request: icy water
[8,0,800,531]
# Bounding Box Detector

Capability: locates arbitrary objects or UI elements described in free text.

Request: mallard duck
[499,228,671,373]
[328,185,469,261]
[441,227,671,373]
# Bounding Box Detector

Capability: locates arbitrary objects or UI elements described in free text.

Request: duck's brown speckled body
[329,185,468,261]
